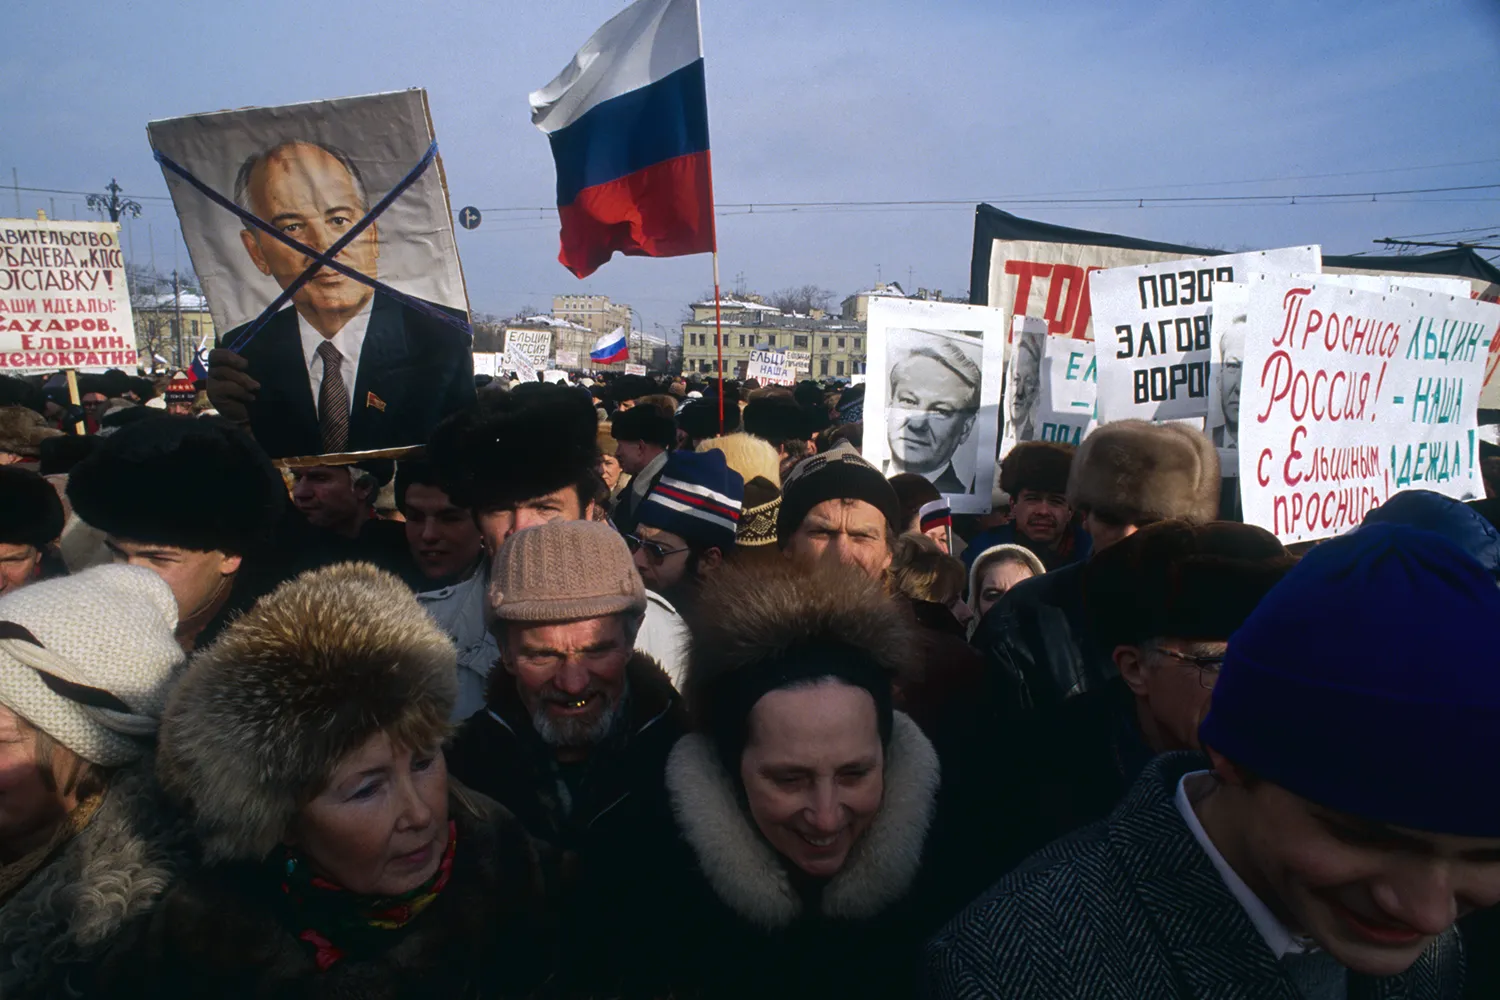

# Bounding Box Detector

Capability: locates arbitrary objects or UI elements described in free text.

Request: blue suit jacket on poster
[223,291,475,459]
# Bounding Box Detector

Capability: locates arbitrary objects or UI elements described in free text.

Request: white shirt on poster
[298,302,372,417]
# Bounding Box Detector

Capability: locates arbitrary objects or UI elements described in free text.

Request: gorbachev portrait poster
[148,90,474,459]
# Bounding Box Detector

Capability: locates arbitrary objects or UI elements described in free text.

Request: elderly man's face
[785,498,892,581]
[502,615,632,750]
[239,143,379,326]
[1220,360,1243,426]
[887,355,977,476]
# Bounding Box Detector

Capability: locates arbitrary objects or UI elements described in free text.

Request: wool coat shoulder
[100,785,551,1000]
[0,758,194,1000]
[923,753,1465,1000]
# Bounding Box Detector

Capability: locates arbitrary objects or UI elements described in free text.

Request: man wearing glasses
[624,450,743,688]
[1031,520,1294,842]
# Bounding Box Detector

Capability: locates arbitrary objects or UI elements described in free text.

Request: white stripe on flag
[530,0,702,134]
[657,474,743,512]
[648,493,738,533]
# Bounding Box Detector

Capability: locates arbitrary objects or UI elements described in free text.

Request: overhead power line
[473,182,1500,216]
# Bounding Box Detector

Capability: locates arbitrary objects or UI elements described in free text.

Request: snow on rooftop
[138,292,210,310]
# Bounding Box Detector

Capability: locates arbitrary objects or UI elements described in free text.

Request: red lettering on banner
[1004,260,1105,340]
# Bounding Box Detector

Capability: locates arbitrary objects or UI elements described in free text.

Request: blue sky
[5,0,1497,337]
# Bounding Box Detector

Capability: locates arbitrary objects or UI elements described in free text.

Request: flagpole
[712,251,725,433]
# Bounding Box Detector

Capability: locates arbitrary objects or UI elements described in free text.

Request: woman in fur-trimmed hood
[101,562,551,999]
[634,560,969,1000]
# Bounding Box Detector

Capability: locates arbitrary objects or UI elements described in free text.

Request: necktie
[317,340,349,453]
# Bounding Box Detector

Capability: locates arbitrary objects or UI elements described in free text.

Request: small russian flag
[531,0,715,279]
[190,335,210,381]
[590,327,630,364]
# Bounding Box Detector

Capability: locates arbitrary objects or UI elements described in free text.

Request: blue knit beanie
[1200,522,1500,837]
[637,449,744,553]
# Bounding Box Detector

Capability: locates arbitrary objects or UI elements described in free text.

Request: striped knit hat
[637,449,745,552]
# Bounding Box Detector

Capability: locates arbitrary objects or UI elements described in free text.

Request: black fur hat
[678,397,740,441]
[0,467,64,547]
[428,384,600,510]
[999,441,1074,498]
[1084,520,1294,651]
[743,396,811,448]
[67,415,286,555]
[611,398,678,448]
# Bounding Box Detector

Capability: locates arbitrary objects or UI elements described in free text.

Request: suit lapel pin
[366,391,387,412]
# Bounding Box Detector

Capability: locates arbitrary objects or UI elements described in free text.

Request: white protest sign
[502,328,552,369]
[1002,316,1097,454]
[542,369,568,384]
[624,362,646,376]
[1040,333,1097,447]
[472,351,497,377]
[1091,246,1321,422]
[554,348,579,369]
[784,348,811,374]
[0,218,137,374]
[746,349,796,386]
[505,343,539,383]
[1239,276,1495,543]
[864,297,1007,513]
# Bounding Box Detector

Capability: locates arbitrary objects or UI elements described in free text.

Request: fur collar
[665,712,940,931]
[0,756,193,994]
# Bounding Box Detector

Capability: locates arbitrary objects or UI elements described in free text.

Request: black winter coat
[445,652,687,996]
[103,786,550,999]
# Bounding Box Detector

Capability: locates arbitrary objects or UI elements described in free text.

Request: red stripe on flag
[557,151,715,279]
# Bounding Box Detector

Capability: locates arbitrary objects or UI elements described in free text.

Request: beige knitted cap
[489,519,646,623]
[0,564,183,766]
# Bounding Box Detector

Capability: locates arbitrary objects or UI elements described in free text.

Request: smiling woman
[626,561,975,999]
[108,562,551,997]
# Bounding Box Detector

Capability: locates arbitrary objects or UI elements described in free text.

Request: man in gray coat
[925,522,1500,999]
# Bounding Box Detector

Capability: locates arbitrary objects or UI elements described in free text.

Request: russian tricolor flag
[530,0,715,279]
[590,327,630,364]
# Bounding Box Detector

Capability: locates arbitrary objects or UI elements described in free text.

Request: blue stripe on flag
[549,59,710,207]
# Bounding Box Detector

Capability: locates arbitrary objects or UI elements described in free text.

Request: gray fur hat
[156,562,456,862]
[1068,420,1219,525]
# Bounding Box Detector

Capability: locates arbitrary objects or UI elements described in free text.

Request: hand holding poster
[864,297,1007,513]
[1090,246,1320,423]
[0,218,137,373]
[148,89,473,459]
[746,348,795,386]
[1239,276,1497,543]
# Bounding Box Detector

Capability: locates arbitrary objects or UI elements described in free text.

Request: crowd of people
[0,363,1498,999]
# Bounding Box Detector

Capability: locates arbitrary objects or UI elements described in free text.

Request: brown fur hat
[1069,420,1219,525]
[999,441,1074,497]
[680,561,920,764]
[157,562,457,863]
